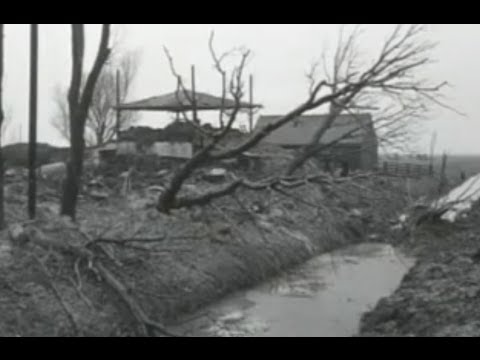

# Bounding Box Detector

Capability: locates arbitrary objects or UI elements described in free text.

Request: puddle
[173,243,415,337]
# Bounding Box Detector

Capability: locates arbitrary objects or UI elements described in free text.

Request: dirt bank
[359,202,480,337]
[0,171,435,336]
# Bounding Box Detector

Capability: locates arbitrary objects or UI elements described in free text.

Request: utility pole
[191,65,198,124]
[28,24,38,219]
[191,65,202,148]
[0,24,5,229]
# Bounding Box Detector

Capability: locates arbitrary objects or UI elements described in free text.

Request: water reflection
[175,243,414,337]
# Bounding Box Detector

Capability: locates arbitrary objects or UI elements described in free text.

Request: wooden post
[28,24,38,219]
[191,65,198,124]
[115,69,121,141]
[191,65,202,149]
[175,77,181,122]
[219,72,225,129]
[438,152,448,194]
[248,74,253,133]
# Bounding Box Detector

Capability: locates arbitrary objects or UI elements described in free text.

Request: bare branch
[157,24,459,213]
[168,172,372,210]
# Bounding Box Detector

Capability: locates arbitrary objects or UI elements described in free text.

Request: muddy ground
[359,203,480,337]
[0,158,433,337]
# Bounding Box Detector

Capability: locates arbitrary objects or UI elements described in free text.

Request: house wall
[323,141,378,171]
[117,141,137,155]
[148,142,193,159]
[117,140,193,159]
[316,144,363,171]
[359,130,379,170]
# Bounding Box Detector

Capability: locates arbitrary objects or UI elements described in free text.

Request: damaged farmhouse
[110,89,261,159]
[1,24,479,338]
[255,114,378,172]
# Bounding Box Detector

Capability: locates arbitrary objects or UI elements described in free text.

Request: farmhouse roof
[116,90,262,112]
[254,113,374,146]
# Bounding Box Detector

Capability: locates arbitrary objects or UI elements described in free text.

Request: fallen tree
[8,220,178,337]
[157,25,454,214]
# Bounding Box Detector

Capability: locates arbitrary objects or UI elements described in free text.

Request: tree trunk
[60,24,111,219]
[96,131,103,147]
[61,121,85,218]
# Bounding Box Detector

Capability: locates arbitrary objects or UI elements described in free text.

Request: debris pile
[432,172,480,222]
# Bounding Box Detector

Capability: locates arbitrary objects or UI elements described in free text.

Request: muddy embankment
[0,167,437,336]
[359,194,480,336]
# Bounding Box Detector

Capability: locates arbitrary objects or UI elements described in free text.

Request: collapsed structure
[102,89,261,160]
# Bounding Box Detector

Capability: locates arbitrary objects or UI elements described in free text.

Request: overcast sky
[2,24,478,154]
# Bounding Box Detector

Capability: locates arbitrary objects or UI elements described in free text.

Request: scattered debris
[218,311,245,324]
[88,177,105,188]
[156,169,169,177]
[433,172,480,222]
[203,168,227,183]
[38,162,66,180]
[350,209,363,217]
[89,190,109,201]
[206,315,269,337]
[147,185,165,194]
[5,169,16,177]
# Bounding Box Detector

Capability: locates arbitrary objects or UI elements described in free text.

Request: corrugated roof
[254,114,374,146]
[116,90,262,112]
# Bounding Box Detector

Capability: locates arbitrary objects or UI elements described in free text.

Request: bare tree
[87,49,140,145]
[157,35,250,212]
[0,24,5,229]
[61,24,111,219]
[155,25,454,214]
[51,85,74,143]
[51,49,140,146]
[285,24,456,175]
[0,106,12,145]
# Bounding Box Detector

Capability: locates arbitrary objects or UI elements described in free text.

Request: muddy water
[172,243,415,337]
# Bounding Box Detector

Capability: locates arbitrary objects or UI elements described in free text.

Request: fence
[380,161,434,178]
